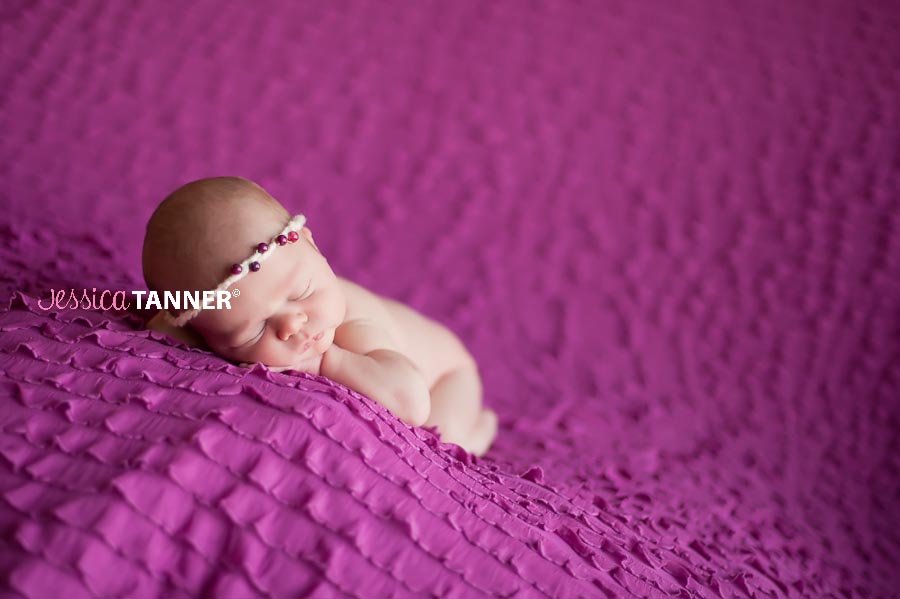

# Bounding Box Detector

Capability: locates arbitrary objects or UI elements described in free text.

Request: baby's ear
[301,226,322,255]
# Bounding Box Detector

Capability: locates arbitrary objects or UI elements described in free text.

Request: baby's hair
[142,177,289,314]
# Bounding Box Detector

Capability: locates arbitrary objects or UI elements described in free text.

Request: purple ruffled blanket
[1,1,898,597]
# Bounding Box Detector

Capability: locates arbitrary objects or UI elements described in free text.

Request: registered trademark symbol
[232,289,240,297]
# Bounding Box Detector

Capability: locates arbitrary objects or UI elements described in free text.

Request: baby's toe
[466,408,499,457]
[482,409,498,436]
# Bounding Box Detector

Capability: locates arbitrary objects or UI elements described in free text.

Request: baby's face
[190,226,346,370]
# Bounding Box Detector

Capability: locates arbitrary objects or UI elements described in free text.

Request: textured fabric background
[1,1,898,597]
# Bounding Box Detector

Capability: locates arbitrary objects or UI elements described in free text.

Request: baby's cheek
[245,338,290,366]
[241,341,272,364]
[210,336,264,365]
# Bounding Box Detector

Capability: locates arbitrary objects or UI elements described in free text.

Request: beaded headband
[162,214,307,328]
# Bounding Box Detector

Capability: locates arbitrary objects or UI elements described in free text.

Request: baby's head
[142,176,346,369]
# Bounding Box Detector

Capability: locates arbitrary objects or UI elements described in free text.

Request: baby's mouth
[297,332,324,354]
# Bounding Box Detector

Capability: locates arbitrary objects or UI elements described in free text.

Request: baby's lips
[313,332,324,341]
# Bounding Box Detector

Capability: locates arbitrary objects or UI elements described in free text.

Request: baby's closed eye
[229,321,267,348]
[236,295,310,348]
[248,324,267,344]
[290,281,313,301]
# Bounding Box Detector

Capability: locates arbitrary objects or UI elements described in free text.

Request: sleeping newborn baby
[142,176,497,456]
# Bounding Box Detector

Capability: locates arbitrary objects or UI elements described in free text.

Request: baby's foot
[463,408,498,457]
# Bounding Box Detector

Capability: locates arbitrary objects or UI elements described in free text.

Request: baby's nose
[277,312,308,341]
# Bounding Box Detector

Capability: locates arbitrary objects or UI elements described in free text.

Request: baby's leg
[425,365,483,450]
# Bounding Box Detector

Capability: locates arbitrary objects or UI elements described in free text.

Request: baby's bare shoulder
[333,277,405,355]
[335,277,474,379]
[337,277,392,323]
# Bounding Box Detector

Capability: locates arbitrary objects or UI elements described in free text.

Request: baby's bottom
[425,365,497,456]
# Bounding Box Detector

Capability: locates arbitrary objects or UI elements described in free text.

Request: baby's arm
[321,319,431,426]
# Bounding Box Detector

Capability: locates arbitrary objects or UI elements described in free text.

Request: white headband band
[162,214,307,327]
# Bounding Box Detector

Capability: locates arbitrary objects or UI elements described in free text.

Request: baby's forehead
[195,213,292,272]
[197,256,307,338]
[223,246,308,308]
[208,207,285,246]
